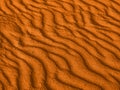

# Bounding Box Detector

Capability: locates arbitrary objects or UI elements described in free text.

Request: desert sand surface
[0,0,120,90]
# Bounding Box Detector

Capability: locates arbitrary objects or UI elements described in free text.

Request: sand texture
[0,0,120,90]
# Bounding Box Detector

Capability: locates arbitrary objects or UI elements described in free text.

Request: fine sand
[0,0,120,90]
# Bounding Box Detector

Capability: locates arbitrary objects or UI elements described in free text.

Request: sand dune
[0,0,120,90]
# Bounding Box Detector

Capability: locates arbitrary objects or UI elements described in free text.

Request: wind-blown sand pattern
[0,0,120,90]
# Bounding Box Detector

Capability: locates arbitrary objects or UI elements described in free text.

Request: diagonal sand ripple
[0,0,120,90]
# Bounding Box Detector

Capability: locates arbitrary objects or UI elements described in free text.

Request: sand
[0,0,120,90]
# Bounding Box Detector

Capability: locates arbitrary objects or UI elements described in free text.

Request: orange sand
[0,0,120,90]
